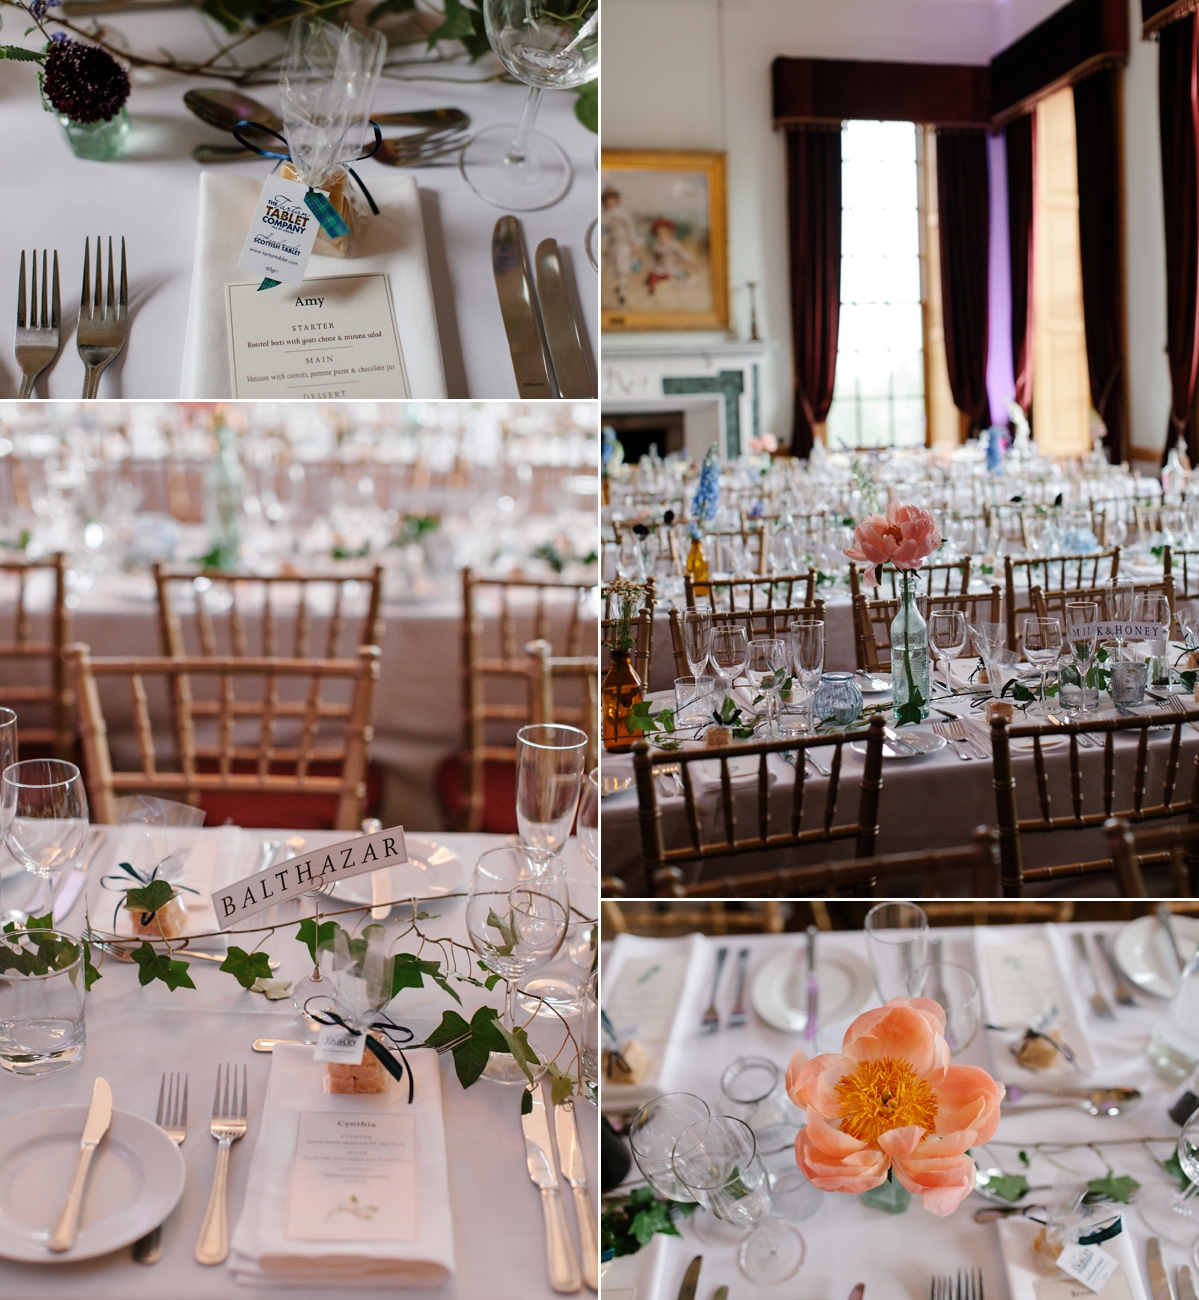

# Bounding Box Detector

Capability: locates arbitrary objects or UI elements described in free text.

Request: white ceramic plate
[1010,734,1069,752]
[334,835,464,904]
[1114,914,1199,999]
[750,946,873,1033]
[851,728,946,760]
[854,671,892,695]
[0,1106,185,1263]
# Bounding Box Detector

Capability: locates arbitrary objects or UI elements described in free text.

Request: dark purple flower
[42,37,129,123]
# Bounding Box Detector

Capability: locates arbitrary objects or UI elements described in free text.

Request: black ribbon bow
[230,119,383,217]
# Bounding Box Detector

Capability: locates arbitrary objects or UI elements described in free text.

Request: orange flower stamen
[835,1057,938,1144]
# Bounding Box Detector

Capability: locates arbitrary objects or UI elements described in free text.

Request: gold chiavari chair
[626,719,887,898]
[1029,577,1174,627]
[849,559,971,600]
[1165,546,1199,601]
[684,573,816,613]
[852,587,1002,674]
[68,643,380,831]
[666,604,826,679]
[524,639,599,774]
[0,553,73,757]
[1004,550,1121,651]
[1104,819,1199,897]
[990,709,1199,896]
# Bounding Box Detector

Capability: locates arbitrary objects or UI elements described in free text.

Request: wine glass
[710,625,750,701]
[515,724,588,867]
[577,767,598,870]
[929,610,967,698]
[0,760,89,921]
[0,709,15,778]
[629,1092,711,1201]
[864,900,929,1001]
[672,1115,805,1285]
[1023,617,1063,716]
[1064,600,1100,717]
[748,639,788,738]
[790,619,825,735]
[1106,578,1136,661]
[466,845,570,1084]
[906,959,981,1055]
[459,0,598,211]
[682,610,712,678]
[969,621,1007,698]
[1139,1109,1199,1243]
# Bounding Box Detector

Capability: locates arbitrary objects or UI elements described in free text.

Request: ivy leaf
[486,907,518,956]
[296,917,339,965]
[1018,1150,1030,1167]
[521,1086,533,1115]
[81,939,101,991]
[129,942,195,992]
[546,1062,575,1106]
[25,912,54,929]
[574,80,597,133]
[1085,1174,1140,1204]
[1165,1149,1188,1190]
[124,879,177,916]
[220,946,274,990]
[425,1005,508,1088]
[494,1021,538,1086]
[484,972,502,991]
[425,0,474,47]
[389,952,462,1004]
[602,1188,687,1258]
[984,1173,1030,1202]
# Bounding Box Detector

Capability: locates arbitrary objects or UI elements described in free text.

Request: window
[825,120,927,450]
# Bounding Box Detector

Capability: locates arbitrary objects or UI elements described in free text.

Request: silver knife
[805,925,819,1046]
[1179,1265,1197,1300]
[1156,904,1189,978]
[493,216,557,399]
[534,238,595,399]
[883,725,919,756]
[554,1099,597,1290]
[1148,1237,1173,1300]
[677,1255,702,1300]
[48,1077,113,1252]
[523,1084,582,1293]
[1094,933,1141,1006]
[52,827,103,926]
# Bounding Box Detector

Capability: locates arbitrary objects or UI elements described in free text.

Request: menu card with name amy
[287,1111,418,1243]
[226,272,409,399]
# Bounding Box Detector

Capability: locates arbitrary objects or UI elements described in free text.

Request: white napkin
[996,1215,1148,1300]
[686,751,778,794]
[180,172,446,399]
[230,1043,454,1289]
[94,825,246,952]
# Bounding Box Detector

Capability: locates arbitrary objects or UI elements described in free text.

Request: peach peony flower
[786,996,1004,1216]
[844,502,942,588]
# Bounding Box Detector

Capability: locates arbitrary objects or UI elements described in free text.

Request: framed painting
[600,149,729,331]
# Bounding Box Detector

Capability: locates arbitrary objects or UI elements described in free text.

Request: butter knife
[554,1099,598,1290]
[361,818,390,921]
[48,1077,113,1252]
[1179,1265,1197,1300]
[1148,1237,1172,1300]
[677,1255,702,1300]
[493,216,557,399]
[523,1084,581,1293]
[804,925,819,1045]
[534,238,595,399]
[882,725,919,756]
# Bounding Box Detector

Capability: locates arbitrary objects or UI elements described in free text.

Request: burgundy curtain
[1074,66,1127,464]
[785,123,841,458]
[1005,113,1035,418]
[1160,13,1199,461]
[936,128,991,436]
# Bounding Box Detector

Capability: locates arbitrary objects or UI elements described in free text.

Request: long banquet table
[0,828,598,1299]
[601,924,1191,1300]
[0,9,598,400]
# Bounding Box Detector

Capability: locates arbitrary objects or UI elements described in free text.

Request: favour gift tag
[1054,1244,1121,1293]
[237,177,323,288]
[313,1022,366,1066]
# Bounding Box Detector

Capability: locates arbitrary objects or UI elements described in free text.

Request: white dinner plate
[1114,914,1199,999]
[333,835,464,905]
[854,671,892,695]
[0,1106,185,1263]
[1009,734,1069,752]
[851,728,946,760]
[750,946,874,1033]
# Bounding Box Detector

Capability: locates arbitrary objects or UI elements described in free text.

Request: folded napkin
[686,752,778,793]
[95,825,246,952]
[996,1215,1148,1300]
[180,172,446,399]
[230,1043,454,1289]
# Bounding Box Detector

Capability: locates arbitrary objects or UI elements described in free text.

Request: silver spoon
[1001,1086,1141,1117]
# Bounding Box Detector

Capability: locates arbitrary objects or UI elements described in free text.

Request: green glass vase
[861,1172,911,1214]
[60,106,130,161]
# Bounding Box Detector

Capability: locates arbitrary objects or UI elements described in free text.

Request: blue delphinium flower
[689,445,720,539]
[601,425,618,471]
[29,0,61,22]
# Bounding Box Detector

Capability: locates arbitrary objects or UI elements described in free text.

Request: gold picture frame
[600,149,729,332]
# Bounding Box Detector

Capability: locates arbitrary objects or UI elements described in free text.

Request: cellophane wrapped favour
[278,17,385,259]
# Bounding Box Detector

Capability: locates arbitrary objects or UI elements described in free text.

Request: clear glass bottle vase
[890,571,930,723]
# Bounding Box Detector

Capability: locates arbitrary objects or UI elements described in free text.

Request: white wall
[603,0,1171,458]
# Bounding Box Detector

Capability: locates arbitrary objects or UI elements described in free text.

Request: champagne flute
[577,767,599,870]
[748,638,788,738]
[1065,600,1100,716]
[1023,617,1063,716]
[929,610,967,697]
[0,760,88,921]
[682,609,712,679]
[459,0,598,211]
[969,620,1007,698]
[710,625,750,703]
[1136,592,1172,689]
[864,900,929,1001]
[466,846,570,1084]
[0,709,15,778]
[790,619,825,735]
[1106,578,1136,661]
[515,724,588,868]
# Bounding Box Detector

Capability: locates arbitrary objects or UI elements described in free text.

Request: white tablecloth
[602,924,1189,1300]
[0,828,598,1299]
[0,13,597,400]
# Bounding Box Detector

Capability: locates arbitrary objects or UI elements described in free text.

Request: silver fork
[376,126,470,166]
[655,762,682,797]
[1163,692,1199,733]
[1072,932,1115,1020]
[133,1073,188,1265]
[933,720,972,760]
[195,1063,248,1266]
[939,716,988,760]
[700,946,728,1034]
[932,1268,984,1300]
[77,235,128,399]
[15,249,61,398]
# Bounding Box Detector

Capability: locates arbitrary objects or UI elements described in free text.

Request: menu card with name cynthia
[226,272,409,399]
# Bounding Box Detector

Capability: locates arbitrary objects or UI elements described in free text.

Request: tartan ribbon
[311,1009,416,1104]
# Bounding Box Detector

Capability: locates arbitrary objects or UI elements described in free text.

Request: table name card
[226,272,409,400]
[1071,621,1167,642]
[1034,1274,1134,1300]
[286,1111,417,1243]
[210,826,408,929]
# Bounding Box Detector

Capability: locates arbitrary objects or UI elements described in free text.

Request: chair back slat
[850,559,971,599]
[823,743,844,834]
[685,573,816,613]
[757,754,770,842]
[262,587,277,659]
[1033,737,1051,821]
[0,554,74,755]
[720,759,736,849]
[130,674,156,779]
[1069,738,1083,820]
